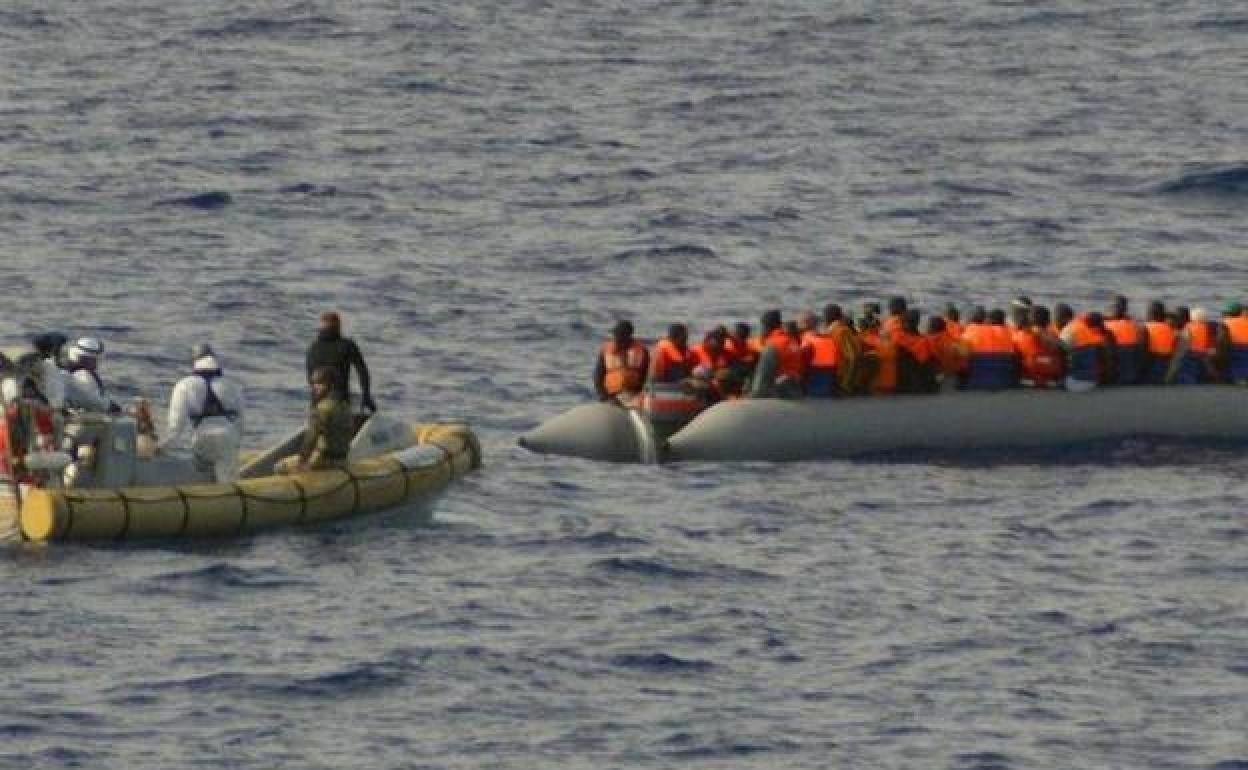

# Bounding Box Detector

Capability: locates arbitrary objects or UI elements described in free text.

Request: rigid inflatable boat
[520,386,1248,463]
[2,414,480,543]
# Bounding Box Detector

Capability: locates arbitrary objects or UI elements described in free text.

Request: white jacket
[162,361,245,449]
[66,367,115,412]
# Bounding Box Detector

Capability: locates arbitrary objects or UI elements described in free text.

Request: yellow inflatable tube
[19,423,480,543]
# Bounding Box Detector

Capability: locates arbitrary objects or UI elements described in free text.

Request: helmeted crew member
[276,366,353,474]
[962,308,1018,390]
[802,307,842,398]
[1103,295,1149,385]
[159,345,245,482]
[306,311,376,413]
[1061,311,1113,391]
[943,303,964,341]
[1143,301,1176,384]
[593,320,648,406]
[1222,302,1248,385]
[893,309,937,393]
[883,296,907,340]
[1013,306,1064,388]
[1168,307,1222,384]
[65,337,121,414]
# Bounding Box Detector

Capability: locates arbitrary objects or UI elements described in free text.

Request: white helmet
[68,337,104,365]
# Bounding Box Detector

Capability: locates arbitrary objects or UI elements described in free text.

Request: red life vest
[650,339,698,384]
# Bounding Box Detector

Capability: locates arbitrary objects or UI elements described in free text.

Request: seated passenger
[1013,306,1064,388]
[962,309,1018,390]
[801,308,842,398]
[724,322,758,381]
[925,317,966,390]
[159,345,245,482]
[1103,295,1149,385]
[859,315,897,395]
[893,309,937,393]
[692,327,741,401]
[1143,301,1175,384]
[942,303,964,341]
[1061,311,1113,391]
[822,304,864,396]
[747,312,807,399]
[645,323,705,429]
[883,296,907,340]
[594,320,648,407]
[1222,302,1248,385]
[65,337,121,414]
[1168,307,1220,384]
[276,366,352,474]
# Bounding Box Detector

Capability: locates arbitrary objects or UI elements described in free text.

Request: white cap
[192,354,221,373]
[68,337,103,364]
[1191,307,1209,322]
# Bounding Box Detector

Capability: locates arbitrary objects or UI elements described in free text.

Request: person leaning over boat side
[1143,301,1176,384]
[158,345,245,482]
[593,319,648,407]
[1222,302,1248,385]
[1104,295,1149,385]
[962,308,1019,390]
[306,311,376,413]
[1060,311,1113,392]
[276,366,352,474]
[1013,306,1064,388]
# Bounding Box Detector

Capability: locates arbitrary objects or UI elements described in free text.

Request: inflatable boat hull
[523,387,1248,463]
[16,423,480,543]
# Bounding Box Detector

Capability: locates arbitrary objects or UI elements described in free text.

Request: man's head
[987,308,1006,325]
[797,310,817,333]
[970,305,987,324]
[823,303,843,325]
[903,308,921,334]
[926,317,946,335]
[1147,301,1166,323]
[944,303,961,322]
[612,320,634,346]
[1055,303,1074,327]
[1031,305,1051,329]
[319,311,342,337]
[1109,295,1128,319]
[31,332,67,361]
[887,296,907,317]
[760,309,782,333]
[68,337,104,371]
[668,323,688,349]
[732,322,751,341]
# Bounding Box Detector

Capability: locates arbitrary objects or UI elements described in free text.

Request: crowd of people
[0,311,375,489]
[593,296,1248,424]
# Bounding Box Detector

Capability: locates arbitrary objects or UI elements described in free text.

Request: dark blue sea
[4,2,1248,767]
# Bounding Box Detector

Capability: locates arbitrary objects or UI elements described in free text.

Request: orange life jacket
[724,337,758,370]
[1225,316,1248,380]
[1063,316,1110,383]
[1146,321,1175,355]
[601,340,646,396]
[1187,321,1215,354]
[891,329,932,364]
[943,319,963,341]
[927,334,966,375]
[651,339,698,383]
[860,335,897,394]
[883,315,904,341]
[762,329,808,380]
[1013,329,1063,386]
[1105,318,1140,346]
[691,343,732,371]
[801,332,841,368]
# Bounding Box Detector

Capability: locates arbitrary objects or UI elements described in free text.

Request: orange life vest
[1063,316,1110,383]
[724,337,758,370]
[692,343,732,371]
[762,330,808,380]
[943,319,963,341]
[1146,321,1175,355]
[860,335,897,394]
[601,340,646,396]
[801,332,841,368]
[651,338,698,383]
[883,315,904,340]
[1225,316,1248,345]
[1225,316,1248,381]
[927,334,966,375]
[1187,321,1215,354]
[1104,318,1140,346]
[891,329,932,364]
[1013,329,1063,386]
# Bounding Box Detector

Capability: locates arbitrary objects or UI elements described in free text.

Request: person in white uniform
[65,337,120,414]
[159,345,245,482]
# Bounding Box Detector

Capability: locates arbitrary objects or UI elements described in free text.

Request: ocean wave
[1156,164,1248,196]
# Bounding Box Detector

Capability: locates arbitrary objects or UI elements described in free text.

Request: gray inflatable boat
[519,387,1248,463]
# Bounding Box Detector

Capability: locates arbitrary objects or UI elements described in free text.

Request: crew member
[962,309,1018,390]
[306,312,376,413]
[276,366,353,474]
[593,320,648,406]
[0,352,59,488]
[160,345,245,482]
[65,337,121,414]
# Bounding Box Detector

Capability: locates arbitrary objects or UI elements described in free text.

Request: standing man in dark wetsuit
[305,312,377,413]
